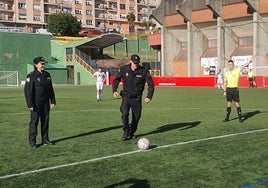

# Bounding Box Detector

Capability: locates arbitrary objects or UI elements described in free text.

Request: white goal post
[0,71,19,86]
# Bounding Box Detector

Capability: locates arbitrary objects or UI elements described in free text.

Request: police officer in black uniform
[24,57,56,148]
[113,54,155,141]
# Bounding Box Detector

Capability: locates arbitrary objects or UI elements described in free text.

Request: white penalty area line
[1,128,268,180]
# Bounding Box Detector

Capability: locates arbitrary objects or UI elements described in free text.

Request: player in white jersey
[216,68,224,90]
[93,67,106,101]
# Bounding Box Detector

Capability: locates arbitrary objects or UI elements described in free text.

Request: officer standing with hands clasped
[24,57,56,148]
[113,54,155,141]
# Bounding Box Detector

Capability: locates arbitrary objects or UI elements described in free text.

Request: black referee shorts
[226,87,240,102]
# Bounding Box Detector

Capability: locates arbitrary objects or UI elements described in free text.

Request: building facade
[0,0,159,33]
[151,0,268,77]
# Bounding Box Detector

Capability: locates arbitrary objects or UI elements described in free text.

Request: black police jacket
[24,70,56,108]
[112,64,154,99]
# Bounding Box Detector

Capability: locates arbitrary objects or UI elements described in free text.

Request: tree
[126,12,136,33]
[48,13,81,36]
[140,20,155,31]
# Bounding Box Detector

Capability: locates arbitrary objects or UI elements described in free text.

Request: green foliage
[126,12,136,25]
[48,13,82,36]
[126,12,136,32]
[140,20,155,30]
[0,86,268,187]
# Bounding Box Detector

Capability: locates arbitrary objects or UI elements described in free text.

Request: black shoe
[122,131,130,141]
[42,141,54,145]
[127,133,136,140]
[131,134,136,139]
[222,118,229,122]
[30,144,36,149]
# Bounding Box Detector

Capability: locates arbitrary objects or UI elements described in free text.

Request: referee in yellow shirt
[223,56,255,123]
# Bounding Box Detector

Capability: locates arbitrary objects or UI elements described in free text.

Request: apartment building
[0,0,159,33]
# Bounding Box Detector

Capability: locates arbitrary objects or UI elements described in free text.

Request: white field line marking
[1,107,267,116]
[1,128,268,180]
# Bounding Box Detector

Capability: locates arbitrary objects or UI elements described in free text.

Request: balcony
[44,0,58,5]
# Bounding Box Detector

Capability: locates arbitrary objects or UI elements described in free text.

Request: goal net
[0,71,19,86]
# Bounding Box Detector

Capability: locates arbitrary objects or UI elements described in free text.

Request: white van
[35,29,52,35]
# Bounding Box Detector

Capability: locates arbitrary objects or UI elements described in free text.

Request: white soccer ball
[137,138,150,150]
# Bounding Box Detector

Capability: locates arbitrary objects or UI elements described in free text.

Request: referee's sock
[237,107,243,122]
[223,107,231,122]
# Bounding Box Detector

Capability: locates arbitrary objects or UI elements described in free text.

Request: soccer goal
[0,71,19,86]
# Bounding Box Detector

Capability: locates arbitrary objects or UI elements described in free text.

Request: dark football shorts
[226,87,240,102]
[248,77,254,82]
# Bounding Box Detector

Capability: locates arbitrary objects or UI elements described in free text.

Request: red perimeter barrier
[109,76,267,88]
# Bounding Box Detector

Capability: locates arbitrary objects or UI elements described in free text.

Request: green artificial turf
[0,86,267,188]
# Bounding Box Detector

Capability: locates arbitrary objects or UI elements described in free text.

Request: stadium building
[150,0,268,82]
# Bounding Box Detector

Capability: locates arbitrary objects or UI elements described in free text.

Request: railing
[75,48,97,68]
[74,55,95,75]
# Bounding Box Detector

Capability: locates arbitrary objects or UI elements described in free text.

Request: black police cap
[131,54,140,64]
[33,57,46,64]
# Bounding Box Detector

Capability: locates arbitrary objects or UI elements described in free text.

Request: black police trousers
[120,96,142,134]
[29,101,50,145]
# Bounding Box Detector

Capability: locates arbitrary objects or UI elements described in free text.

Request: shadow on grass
[230,110,261,122]
[104,178,150,188]
[137,121,201,137]
[52,125,122,144]
[242,110,261,121]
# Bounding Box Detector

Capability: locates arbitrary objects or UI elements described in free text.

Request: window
[120,14,126,19]
[62,8,71,14]
[75,0,81,4]
[33,15,40,21]
[86,20,93,25]
[18,3,26,9]
[75,9,82,14]
[86,1,92,6]
[129,6,135,10]
[0,13,4,20]
[120,4,125,9]
[0,2,4,9]
[19,14,26,20]
[86,10,92,15]
[66,48,73,55]
[33,5,41,11]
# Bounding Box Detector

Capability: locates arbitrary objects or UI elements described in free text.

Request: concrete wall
[155,0,268,77]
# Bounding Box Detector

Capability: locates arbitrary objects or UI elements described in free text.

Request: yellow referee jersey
[224,68,241,88]
[248,71,254,78]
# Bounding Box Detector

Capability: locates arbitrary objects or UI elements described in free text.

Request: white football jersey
[94,71,105,82]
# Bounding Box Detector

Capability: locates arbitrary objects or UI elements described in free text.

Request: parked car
[35,29,52,35]
[79,29,104,37]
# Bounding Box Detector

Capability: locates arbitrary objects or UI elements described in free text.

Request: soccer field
[0,86,268,188]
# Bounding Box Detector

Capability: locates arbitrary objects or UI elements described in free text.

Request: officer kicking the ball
[113,54,155,141]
